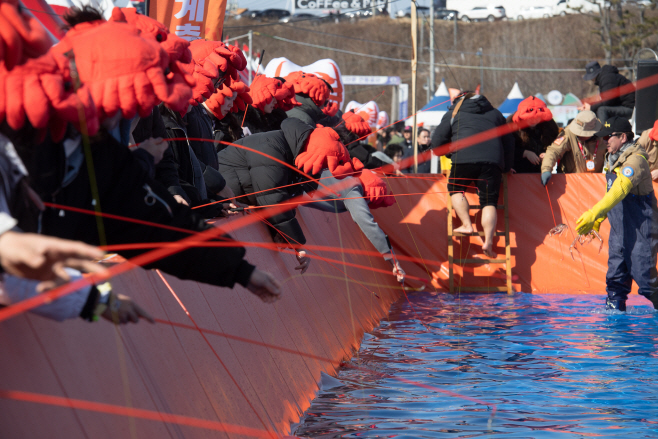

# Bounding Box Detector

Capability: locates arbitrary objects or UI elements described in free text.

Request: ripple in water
[295,293,658,438]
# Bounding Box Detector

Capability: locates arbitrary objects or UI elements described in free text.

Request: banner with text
[296,0,386,9]
[149,0,226,42]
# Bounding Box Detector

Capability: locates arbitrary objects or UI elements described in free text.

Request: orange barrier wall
[377,173,658,295]
[0,207,402,438]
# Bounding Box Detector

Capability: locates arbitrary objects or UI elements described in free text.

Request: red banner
[149,0,226,42]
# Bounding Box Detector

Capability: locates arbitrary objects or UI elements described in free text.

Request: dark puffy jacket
[237,106,288,134]
[286,94,325,126]
[216,118,312,247]
[185,104,227,195]
[430,95,514,171]
[591,65,635,111]
[507,114,559,174]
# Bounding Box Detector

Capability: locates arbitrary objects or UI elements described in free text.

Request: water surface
[296,293,658,438]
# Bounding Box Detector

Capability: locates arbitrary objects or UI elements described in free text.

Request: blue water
[295,293,658,438]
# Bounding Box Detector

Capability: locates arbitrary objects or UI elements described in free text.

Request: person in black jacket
[507,96,559,174]
[217,118,358,274]
[430,93,515,258]
[580,62,635,122]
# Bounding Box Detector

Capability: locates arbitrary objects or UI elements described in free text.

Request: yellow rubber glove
[576,172,632,234]
[593,216,606,232]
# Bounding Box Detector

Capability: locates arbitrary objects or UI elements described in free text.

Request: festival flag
[149,0,227,42]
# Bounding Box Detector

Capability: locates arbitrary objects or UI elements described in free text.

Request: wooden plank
[504,174,513,295]
[455,258,506,264]
[447,193,454,294]
[469,205,505,210]
[461,286,510,292]
[452,231,505,237]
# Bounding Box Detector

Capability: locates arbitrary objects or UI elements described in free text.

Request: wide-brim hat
[568,110,601,137]
[583,61,601,81]
[594,116,634,138]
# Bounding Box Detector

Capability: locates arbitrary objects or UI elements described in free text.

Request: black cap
[595,116,634,138]
[403,125,412,132]
[583,61,601,81]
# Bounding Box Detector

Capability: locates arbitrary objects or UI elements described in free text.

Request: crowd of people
[1,0,656,322]
[0,3,405,325]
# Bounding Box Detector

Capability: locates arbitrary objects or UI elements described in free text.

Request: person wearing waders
[576,117,658,311]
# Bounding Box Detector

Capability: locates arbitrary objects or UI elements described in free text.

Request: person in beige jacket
[540,111,607,186]
[636,120,658,181]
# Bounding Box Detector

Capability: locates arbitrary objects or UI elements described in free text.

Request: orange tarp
[0,207,401,438]
[376,173,658,295]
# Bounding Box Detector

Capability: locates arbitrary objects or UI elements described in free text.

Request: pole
[477,47,483,93]
[429,1,435,95]
[453,13,457,47]
[411,1,418,174]
[248,30,253,84]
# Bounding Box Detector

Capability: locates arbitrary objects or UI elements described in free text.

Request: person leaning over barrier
[579,61,635,123]
[635,120,658,181]
[541,111,607,185]
[576,117,658,312]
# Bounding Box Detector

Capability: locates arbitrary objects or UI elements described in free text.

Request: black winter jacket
[216,118,312,247]
[507,114,559,174]
[237,106,288,134]
[317,113,386,169]
[185,105,227,195]
[591,65,635,111]
[430,95,514,171]
[286,94,325,126]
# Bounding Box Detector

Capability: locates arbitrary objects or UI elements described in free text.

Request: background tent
[411,80,451,127]
[549,92,582,127]
[498,82,524,117]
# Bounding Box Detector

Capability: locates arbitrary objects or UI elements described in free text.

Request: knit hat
[568,110,602,137]
[51,22,191,119]
[186,40,247,106]
[109,8,192,65]
[204,80,251,120]
[0,52,98,141]
[322,101,339,117]
[649,120,658,142]
[285,71,330,107]
[295,125,358,177]
[0,0,53,71]
[249,74,295,112]
[342,110,371,137]
[358,169,395,209]
[513,96,553,125]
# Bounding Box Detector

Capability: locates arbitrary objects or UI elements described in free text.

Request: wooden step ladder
[447,174,512,294]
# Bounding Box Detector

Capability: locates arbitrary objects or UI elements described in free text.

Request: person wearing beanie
[508,96,559,174]
[284,71,332,126]
[540,110,607,186]
[217,118,361,274]
[576,116,658,312]
[636,119,658,181]
[318,110,390,169]
[580,61,635,123]
[430,92,514,258]
[236,75,297,134]
[3,22,281,302]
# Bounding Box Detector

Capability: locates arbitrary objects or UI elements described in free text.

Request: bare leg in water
[481,205,497,258]
[451,193,473,234]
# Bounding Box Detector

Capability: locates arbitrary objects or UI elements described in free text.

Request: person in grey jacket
[431,93,514,258]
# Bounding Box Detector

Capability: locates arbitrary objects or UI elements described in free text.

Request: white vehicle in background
[460,5,506,22]
[553,0,602,16]
[514,6,553,19]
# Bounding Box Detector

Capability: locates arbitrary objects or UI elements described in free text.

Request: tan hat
[568,110,602,137]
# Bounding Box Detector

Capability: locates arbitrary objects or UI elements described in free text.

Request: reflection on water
[295,293,658,438]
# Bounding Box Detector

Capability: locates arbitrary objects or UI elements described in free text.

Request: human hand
[295,250,311,274]
[389,259,406,283]
[509,169,517,174]
[651,169,658,181]
[137,137,168,164]
[523,150,540,165]
[246,269,282,303]
[577,102,591,111]
[102,293,155,324]
[541,171,552,186]
[539,153,546,159]
[0,232,106,283]
[173,195,189,206]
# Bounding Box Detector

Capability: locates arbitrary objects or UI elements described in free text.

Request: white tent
[498,82,524,117]
[409,80,451,128]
